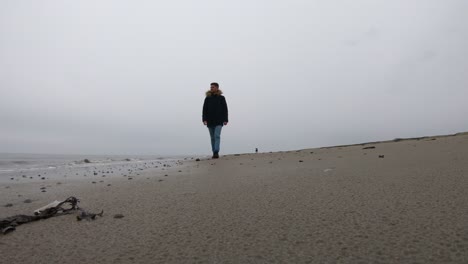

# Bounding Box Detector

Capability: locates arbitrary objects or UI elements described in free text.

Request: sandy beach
[1,133,468,263]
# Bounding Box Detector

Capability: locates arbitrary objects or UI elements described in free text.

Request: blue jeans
[208,125,222,153]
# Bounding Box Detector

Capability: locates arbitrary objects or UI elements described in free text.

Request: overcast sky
[1,0,468,155]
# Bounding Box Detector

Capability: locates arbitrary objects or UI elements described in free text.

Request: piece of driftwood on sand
[0,196,103,235]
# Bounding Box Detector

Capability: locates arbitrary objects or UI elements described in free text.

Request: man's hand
[223,122,228,126]
[203,121,207,125]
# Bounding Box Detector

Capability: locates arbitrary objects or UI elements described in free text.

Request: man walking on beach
[202,82,228,159]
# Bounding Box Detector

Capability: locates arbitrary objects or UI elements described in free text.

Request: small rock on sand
[363,146,376,149]
[114,214,124,219]
[23,199,32,203]
[4,203,13,207]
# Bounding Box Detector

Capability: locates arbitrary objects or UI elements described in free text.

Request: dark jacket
[202,90,228,127]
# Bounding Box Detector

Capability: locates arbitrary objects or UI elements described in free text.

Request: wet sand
[1,133,468,263]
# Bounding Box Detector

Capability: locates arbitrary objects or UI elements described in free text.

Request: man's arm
[202,98,208,125]
[222,96,228,125]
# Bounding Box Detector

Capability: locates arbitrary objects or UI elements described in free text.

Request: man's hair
[210,82,219,88]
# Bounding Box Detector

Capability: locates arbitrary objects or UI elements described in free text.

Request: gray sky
[1,0,468,155]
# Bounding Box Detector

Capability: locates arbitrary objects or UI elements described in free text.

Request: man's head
[210,82,219,92]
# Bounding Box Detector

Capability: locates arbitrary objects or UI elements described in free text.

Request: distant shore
[1,132,468,263]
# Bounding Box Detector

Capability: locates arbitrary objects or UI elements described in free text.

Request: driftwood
[1,196,103,235]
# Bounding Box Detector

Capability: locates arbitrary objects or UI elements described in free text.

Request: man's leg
[208,126,215,154]
[213,125,223,157]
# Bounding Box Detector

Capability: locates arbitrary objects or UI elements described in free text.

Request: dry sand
[1,133,468,263]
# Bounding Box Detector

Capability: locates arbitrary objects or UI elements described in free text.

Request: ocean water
[0,153,171,172]
[0,153,192,182]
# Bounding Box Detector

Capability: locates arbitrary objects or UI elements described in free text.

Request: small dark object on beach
[93,172,98,175]
[310,152,314,154]
[22,175,26,178]
[107,184,111,186]
[92,181,96,184]
[195,158,200,161]
[10,178,14,180]
[128,178,133,180]
[255,148,258,153]
[40,187,46,190]
[23,199,32,203]
[178,170,182,172]
[84,159,91,163]
[363,146,376,149]
[41,190,46,193]
[158,179,163,182]
[4,203,13,207]
[41,177,45,180]
[114,214,124,219]
[299,160,304,162]
[164,174,168,176]
[234,154,240,156]
[379,155,385,158]
[77,210,103,221]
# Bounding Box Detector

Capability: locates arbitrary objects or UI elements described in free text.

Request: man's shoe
[213,152,219,159]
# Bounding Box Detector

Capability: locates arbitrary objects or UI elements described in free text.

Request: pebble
[4,203,13,207]
[113,214,124,219]
[363,146,376,149]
